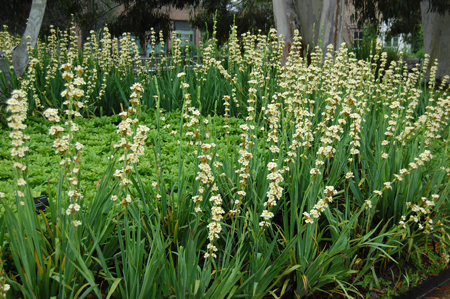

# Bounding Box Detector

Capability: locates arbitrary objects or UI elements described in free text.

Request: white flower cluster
[231,123,254,216]
[66,203,81,215]
[196,146,215,185]
[44,64,86,158]
[317,145,336,159]
[364,200,373,209]
[171,34,183,68]
[348,112,362,156]
[205,184,225,259]
[190,142,225,259]
[391,150,433,184]
[194,143,216,214]
[399,194,441,236]
[113,83,149,206]
[208,57,232,81]
[222,95,231,134]
[292,110,315,149]
[246,76,258,122]
[286,107,314,165]
[7,90,29,157]
[43,65,88,226]
[195,42,214,81]
[181,83,203,145]
[265,102,280,154]
[0,246,11,297]
[6,89,30,204]
[303,186,338,224]
[259,97,284,228]
[367,149,435,211]
[230,149,252,216]
[60,63,86,118]
[260,161,284,227]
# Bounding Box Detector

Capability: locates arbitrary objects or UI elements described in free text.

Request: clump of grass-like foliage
[0,22,450,298]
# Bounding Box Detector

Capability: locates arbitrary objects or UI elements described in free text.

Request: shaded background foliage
[0,0,274,48]
[0,0,119,38]
[0,0,199,44]
[2,0,450,52]
[107,0,199,52]
[190,0,274,45]
[351,0,450,40]
[107,1,173,51]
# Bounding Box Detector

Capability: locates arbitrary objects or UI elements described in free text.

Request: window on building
[385,35,400,48]
[174,21,195,46]
[392,36,399,47]
[353,31,364,47]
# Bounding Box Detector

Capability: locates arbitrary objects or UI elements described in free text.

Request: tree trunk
[273,0,297,64]
[0,51,10,87]
[273,0,345,62]
[293,0,345,54]
[12,0,47,78]
[421,1,450,82]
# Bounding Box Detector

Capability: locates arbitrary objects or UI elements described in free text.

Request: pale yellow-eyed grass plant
[112,82,148,207]
[0,246,10,298]
[2,82,95,298]
[6,90,29,206]
[43,63,86,227]
[1,21,450,298]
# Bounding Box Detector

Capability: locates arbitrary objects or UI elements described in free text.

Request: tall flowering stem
[0,247,10,298]
[112,83,149,207]
[6,90,30,205]
[193,143,215,214]
[303,186,337,224]
[222,95,231,135]
[183,80,201,146]
[230,124,253,217]
[246,76,258,125]
[260,100,283,228]
[205,182,224,259]
[260,162,283,228]
[43,63,86,227]
[196,143,225,260]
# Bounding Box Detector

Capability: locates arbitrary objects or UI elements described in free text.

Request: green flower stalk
[0,247,10,298]
[43,62,86,227]
[6,89,30,206]
[229,124,252,217]
[112,83,149,206]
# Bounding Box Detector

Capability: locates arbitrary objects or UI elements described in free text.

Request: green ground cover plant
[0,22,450,298]
[0,110,245,215]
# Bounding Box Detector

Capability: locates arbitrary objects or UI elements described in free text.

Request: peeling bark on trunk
[0,51,9,87]
[273,0,297,64]
[273,0,345,63]
[293,0,345,54]
[12,0,47,78]
[421,2,450,82]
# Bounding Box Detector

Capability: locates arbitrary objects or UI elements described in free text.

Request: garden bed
[0,24,449,298]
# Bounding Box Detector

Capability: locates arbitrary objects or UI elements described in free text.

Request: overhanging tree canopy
[190,0,274,45]
[0,0,76,36]
[107,0,200,54]
[351,0,450,80]
[351,0,450,37]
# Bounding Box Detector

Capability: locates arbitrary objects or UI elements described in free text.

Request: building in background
[342,3,410,51]
[168,6,201,48]
[142,5,201,56]
[115,4,201,57]
[377,22,410,51]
